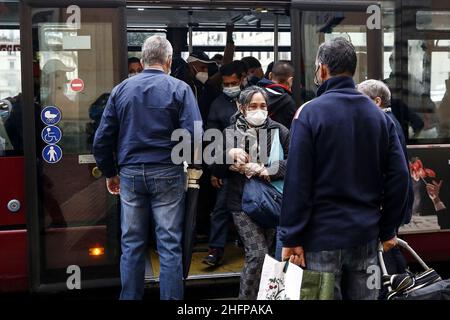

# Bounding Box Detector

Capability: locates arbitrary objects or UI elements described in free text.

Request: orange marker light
[89,247,105,256]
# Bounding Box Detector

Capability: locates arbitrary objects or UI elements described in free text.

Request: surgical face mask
[195,71,208,84]
[245,109,268,127]
[223,86,241,98]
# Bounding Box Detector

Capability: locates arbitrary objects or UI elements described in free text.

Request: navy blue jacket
[93,69,202,178]
[279,76,410,252]
[385,110,414,225]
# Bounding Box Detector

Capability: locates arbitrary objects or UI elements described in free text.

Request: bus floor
[145,241,245,281]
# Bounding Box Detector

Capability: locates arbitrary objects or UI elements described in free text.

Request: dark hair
[212,54,223,61]
[241,56,262,69]
[316,37,357,76]
[264,61,274,78]
[271,60,294,82]
[234,60,248,73]
[128,57,141,65]
[220,60,246,78]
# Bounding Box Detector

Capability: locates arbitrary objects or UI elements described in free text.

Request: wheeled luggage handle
[378,238,430,277]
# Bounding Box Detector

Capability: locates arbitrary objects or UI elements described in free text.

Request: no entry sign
[70,78,84,92]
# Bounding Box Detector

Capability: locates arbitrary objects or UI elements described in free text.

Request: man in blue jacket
[280,37,410,300]
[93,36,202,300]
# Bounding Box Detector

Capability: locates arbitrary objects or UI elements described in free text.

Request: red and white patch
[70,78,84,92]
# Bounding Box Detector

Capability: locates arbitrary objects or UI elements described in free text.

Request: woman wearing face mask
[211,86,290,300]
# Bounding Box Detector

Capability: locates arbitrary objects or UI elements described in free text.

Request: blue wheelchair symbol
[42,144,62,164]
[41,126,62,144]
[41,106,61,125]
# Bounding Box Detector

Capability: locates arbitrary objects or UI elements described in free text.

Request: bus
[1,0,450,293]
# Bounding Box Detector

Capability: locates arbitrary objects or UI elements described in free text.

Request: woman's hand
[228,148,249,165]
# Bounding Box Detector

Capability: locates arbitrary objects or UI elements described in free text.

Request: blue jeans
[119,164,185,300]
[209,179,229,249]
[305,240,379,300]
[275,227,283,261]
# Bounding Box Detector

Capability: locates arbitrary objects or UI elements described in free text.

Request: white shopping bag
[257,254,304,300]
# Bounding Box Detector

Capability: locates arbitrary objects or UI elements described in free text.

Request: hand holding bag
[257,255,335,300]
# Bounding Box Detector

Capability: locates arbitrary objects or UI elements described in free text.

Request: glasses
[314,64,321,87]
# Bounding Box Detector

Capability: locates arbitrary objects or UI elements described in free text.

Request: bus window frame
[290,1,383,106]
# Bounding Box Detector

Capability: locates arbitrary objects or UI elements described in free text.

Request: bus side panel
[402,233,450,262]
[0,230,27,292]
[0,157,26,226]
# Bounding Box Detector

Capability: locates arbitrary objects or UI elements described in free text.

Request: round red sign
[70,78,84,92]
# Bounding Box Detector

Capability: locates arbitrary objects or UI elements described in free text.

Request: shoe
[202,248,224,267]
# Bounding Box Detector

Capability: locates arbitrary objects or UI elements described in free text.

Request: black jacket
[263,84,298,129]
[206,93,239,131]
[212,118,290,212]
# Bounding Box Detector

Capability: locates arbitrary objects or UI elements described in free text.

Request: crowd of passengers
[93,27,413,300]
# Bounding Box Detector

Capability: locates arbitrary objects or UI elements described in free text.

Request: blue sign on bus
[42,144,62,164]
[41,125,62,144]
[41,106,62,125]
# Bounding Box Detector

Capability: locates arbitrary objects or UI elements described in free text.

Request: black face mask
[313,64,322,87]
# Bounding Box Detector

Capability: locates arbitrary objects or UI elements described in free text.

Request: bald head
[270,60,294,89]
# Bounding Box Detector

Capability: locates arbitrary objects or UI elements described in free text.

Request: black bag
[378,238,450,300]
[242,177,282,228]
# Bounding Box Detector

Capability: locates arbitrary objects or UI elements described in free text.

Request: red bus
[1,0,450,293]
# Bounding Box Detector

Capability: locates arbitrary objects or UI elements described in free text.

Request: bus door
[290,0,383,105]
[20,0,127,291]
[0,0,26,293]
[397,0,450,261]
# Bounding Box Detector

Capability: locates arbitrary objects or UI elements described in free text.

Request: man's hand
[211,175,223,188]
[382,236,398,252]
[282,246,305,268]
[106,175,120,195]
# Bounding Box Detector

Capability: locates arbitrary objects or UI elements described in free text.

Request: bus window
[406,40,450,140]
[0,27,22,156]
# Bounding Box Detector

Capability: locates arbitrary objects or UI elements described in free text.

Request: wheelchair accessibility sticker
[42,145,62,164]
[41,126,62,144]
[41,106,61,125]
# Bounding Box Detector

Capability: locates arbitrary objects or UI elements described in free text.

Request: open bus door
[290,0,383,106]
[396,0,450,262]
[20,0,127,292]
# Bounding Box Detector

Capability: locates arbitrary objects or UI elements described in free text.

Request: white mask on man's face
[195,71,208,84]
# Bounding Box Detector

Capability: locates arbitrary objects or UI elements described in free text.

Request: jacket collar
[266,83,292,95]
[316,76,356,97]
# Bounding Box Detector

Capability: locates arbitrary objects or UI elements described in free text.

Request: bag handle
[378,238,429,277]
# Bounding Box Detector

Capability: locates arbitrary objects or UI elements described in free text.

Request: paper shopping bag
[257,255,335,300]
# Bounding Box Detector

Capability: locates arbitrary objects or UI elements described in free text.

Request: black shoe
[202,248,224,267]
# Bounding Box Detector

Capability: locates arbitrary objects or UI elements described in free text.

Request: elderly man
[93,36,202,300]
[280,37,410,300]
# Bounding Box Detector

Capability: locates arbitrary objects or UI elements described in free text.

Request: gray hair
[141,35,173,67]
[357,79,391,108]
[238,86,268,108]
[316,37,357,76]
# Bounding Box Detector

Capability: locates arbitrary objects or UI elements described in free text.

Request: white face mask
[223,86,241,98]
[245,109,268,127]
[195,71,208,84]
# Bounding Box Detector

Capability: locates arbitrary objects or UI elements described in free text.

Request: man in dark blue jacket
[93,36,202,300]
[280,38,410,300]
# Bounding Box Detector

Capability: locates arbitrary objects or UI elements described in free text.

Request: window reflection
[0,29,22,156]
[407,39,450,139]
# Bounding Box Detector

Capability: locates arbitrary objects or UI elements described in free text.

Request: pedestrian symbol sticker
[41,126,62,144]
[41,106,61,125]
[42,145,62,164]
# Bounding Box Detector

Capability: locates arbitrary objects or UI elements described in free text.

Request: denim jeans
[275,227,283,261]
[209,179,230,249]
[119,164,185,300]
[305,240,379,300]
